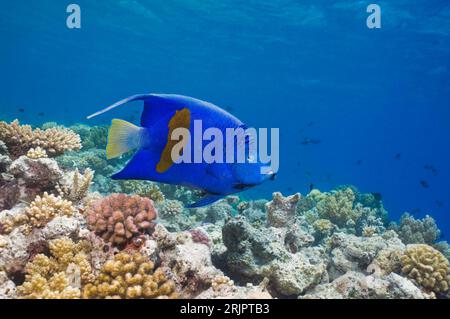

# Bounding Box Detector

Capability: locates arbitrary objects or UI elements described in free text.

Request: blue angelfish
[87,94,276,207]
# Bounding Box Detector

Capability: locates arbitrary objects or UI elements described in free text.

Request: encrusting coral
[86,194,157,246]
[82,252,178,299]
[400,244,450,293]
[24,192,76,228]
[0,120,81,158]
[17,237,94,299]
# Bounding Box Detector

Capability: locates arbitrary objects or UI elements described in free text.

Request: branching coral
[401,244,450,293]
[0,120,81,158]
[141,184,165,204]
[57,168,94,202]
[316,188,360,227]
[25,192,76,228]
[86,194,157,246]
[159,199,184,218]
[82,252,178,299]
[393,213,441,245]
[26,147,48,159]
[18,237,93,299]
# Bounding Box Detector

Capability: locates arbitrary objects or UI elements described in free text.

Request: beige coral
[401,244,450,293]
[86,194,157,246]
[57,168,94,202]
[25,192,76,228]
[0,120,81,158]
[18,237,93,299]
[316,188,359,227]
[159,199,184,218]
[26,147,48,159]
[82,252,178,299]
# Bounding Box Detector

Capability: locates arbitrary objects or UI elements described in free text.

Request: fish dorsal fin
[140,94,207,127]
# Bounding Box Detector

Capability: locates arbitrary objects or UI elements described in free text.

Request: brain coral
[83,252,178,299]
[401,244,450,293]
[86,194,157,246]
[18,237,93,299]
[0,120,81,158]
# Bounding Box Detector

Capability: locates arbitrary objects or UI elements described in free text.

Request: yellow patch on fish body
[156,108,191,173]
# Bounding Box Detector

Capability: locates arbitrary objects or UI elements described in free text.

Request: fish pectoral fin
[106,119,142,159]
[187,194,224,208]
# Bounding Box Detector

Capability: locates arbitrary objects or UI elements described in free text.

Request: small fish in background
[411,208,421,216]
[296,161,301,167]
[307,121,314,127]
[305,171,312,178]
[435,200,444,208]
[355,159,363,166]
[18,108,25,113]
[225,106,234,112]
[287,186,294,192]
[420,180,430,188]
[371,192,382,202]
[309,183,314,192]
[394,153,401,160]
[38,112,45,116]
[423,164,438,176]
[301,138,322,145]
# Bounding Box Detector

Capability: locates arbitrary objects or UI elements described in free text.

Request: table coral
[17,237,93,299]
[0,120,81,158]
[401,244,450,293]
[86,194,157,246]
[82,252,178,299]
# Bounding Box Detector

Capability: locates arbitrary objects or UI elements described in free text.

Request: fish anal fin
[187,194,224,208]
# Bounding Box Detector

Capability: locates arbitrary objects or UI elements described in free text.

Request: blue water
[1,1,449,234]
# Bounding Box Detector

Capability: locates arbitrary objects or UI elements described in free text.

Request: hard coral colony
[1,119,450,299]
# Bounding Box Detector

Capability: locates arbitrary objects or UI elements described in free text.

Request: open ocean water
[0,1,449,234]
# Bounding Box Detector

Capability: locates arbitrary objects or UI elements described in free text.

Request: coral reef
[1,120,450,300]
[0,120,81,158]
[391,213,441,245]
[83,252,178,299]
[17,237,93,299]
[400,244,450,293]
[24,193,76,228]
[266,192,300,228]
[86,194,157,246]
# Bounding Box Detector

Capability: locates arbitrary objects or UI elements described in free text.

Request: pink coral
[86,194,157,246]
[190,228,211,248]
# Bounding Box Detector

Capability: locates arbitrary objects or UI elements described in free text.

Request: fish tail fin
[106,119,142,159]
